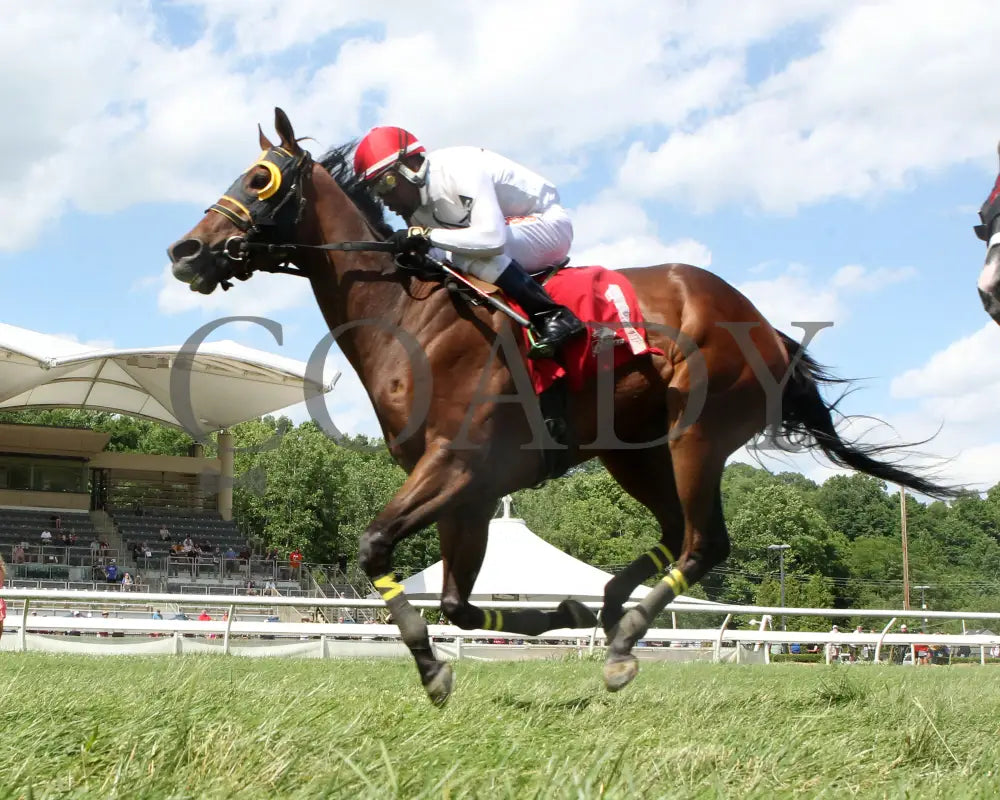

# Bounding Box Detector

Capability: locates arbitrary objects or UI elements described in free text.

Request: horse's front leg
[359,445,472,707]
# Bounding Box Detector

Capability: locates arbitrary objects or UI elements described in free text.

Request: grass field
[1,654,999,799]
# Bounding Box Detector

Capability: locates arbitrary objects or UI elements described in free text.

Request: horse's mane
[318,141,393,238]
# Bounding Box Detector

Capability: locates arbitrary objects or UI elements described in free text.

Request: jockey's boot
[495,260,586,359]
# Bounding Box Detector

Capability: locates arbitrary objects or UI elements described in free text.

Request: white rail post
[223,603,235,655]
[874,617,896,663]
[588,622,599,655]
[18,598,30,653]
[714,614,732,663]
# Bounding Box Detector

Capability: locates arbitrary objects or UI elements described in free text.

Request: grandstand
[0,325,368,615]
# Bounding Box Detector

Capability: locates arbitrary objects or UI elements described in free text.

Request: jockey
[353,125,585,359]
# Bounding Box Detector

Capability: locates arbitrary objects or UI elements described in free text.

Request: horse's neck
[304,167,416,381]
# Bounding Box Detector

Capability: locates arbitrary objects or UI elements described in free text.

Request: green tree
[813,474,896,540]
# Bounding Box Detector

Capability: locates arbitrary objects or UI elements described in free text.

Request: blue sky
[2,1,999,489]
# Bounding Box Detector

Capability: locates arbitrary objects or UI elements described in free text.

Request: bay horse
[976,141,1000,326]
[168,109,957,706]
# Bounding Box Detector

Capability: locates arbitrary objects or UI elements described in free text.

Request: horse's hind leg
[598,445,685,635]
[604,432,729,692]
[438,505,598,636]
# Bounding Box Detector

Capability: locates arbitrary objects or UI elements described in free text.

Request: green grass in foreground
[2,654,1000,799]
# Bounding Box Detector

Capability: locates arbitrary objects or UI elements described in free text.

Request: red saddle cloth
[506,266,664,394]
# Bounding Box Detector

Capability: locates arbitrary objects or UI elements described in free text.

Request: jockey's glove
[388,226,432,255]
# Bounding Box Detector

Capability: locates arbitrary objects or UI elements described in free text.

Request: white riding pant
[443,204,573,283]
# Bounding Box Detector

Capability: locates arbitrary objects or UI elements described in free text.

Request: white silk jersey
[409,146,561,257]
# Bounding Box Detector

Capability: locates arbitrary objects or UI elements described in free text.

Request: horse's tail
[774,331,961,500]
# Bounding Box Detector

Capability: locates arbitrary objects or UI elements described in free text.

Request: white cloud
[618,0,1000,213]
[573,236,712,271]
[570,193,712,269]
[0,2,858,252]
[155,264,314,317]
[737,262,916,328]
[892,323,1000,400]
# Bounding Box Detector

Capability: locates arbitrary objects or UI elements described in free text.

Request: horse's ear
[259,124,274,151]
[274,107,299,154]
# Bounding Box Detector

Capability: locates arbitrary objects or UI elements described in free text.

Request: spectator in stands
[142,543,152,559]
[149,608,163,638]
[264,579,276,594]
[60,532,69,546]
[121,572,134,592]
[12,543,25,564]
[105,560,119,584]
[90,537,100,562]
[224,546,237,561]
[133,500,144,517]
[52,515,62,530]
[68,530,78,545]
[289,548,303,573]
[198,608,214,638]
[182,536,194,554]
[245,579,257,595]
[98,610,111,638]
[40,529,52,543]
[159,525,171,542]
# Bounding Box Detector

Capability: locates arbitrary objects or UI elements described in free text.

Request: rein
[239,239,530,328]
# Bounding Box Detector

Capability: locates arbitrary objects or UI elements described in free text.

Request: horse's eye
[248,169,270,190]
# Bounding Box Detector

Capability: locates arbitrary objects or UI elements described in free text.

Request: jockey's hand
[389,226,432,255]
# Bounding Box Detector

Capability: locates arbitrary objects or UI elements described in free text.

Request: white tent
[0,324,336,435]
[388,498,718,607]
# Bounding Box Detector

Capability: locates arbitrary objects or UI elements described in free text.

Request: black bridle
[205,144,400,289]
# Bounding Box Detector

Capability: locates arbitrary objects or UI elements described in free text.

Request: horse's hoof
[559,598,598,629]
[603,655,639,693]
[425,663,454,707]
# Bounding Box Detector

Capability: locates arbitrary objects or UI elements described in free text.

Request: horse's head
[976,140,1000,325]
[167,108,312,294]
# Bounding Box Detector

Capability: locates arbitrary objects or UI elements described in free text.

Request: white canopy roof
[388,498,719,607]
[0,324,336,436]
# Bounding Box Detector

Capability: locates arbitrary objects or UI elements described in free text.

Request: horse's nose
[168,237,202,264]
[168,237,207,285]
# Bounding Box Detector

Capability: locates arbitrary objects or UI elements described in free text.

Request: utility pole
[768,544,791,631]
[900,486,910,610]
[915,585,931,633]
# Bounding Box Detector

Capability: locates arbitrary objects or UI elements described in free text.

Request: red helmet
[354,126,426,182]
